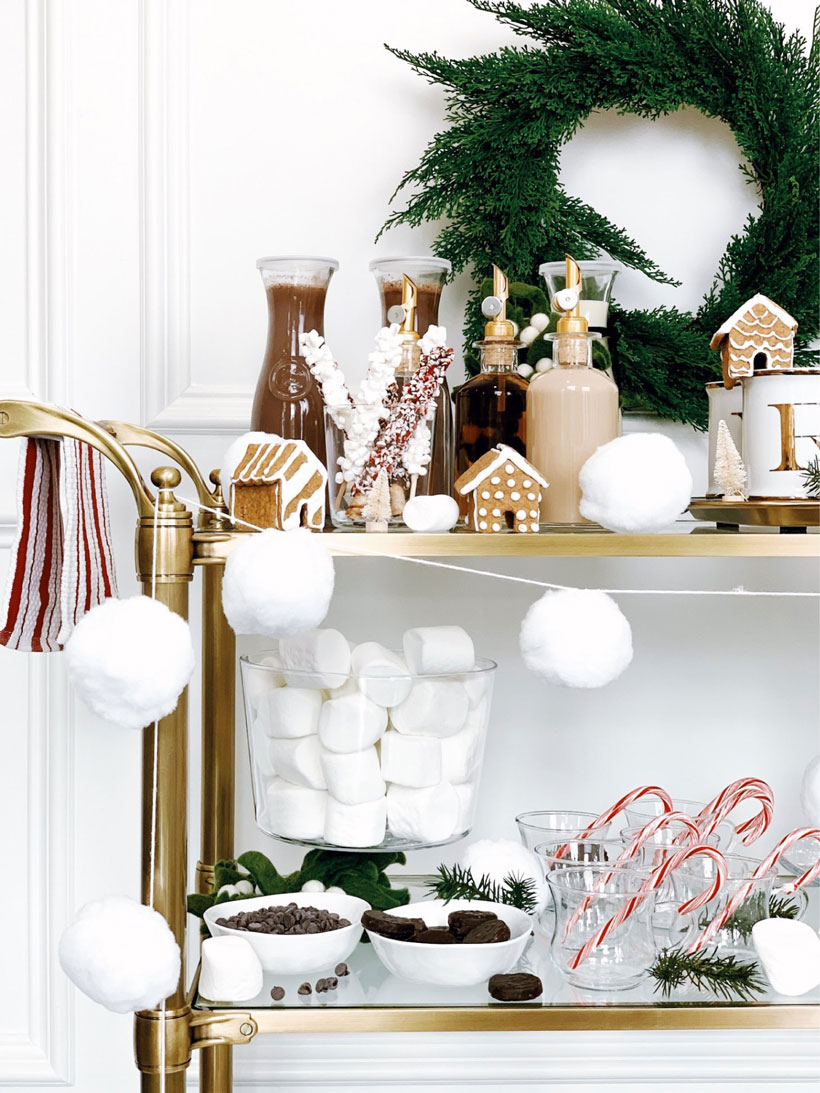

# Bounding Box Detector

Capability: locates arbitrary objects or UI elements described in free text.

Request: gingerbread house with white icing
[455,445,547,533]
[710,293,797,389]
[227,436,326,531]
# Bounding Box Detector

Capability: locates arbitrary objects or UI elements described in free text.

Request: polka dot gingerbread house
[455,444,548,533]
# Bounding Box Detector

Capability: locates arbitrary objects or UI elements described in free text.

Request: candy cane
[696,778,774,846]
[568,844,727,970]
[690,827,820,952]
[579,785,674,841]
[561,811,702,941]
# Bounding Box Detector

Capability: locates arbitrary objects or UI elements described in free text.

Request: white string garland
[149,492,166,1093]
[178,496,819,600]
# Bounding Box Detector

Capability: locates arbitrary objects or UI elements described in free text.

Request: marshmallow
[328,676,359,699]
[244,652,285,708]
[352,642,412,708]
[752,919,820,996]
[325,796,387,847]
[264,778,327,840]
[458,672,492,709]
[402,495,460,533]
[279,629,352,689]
[380,731,441,787]
[452,782,476,835]
[199,936,263,1002]
[251,721,277,776]
[440,720,484,783]
[319,692,387,753]
[386,783,459,843]
[321,746,385,804]
[402,626,475,675]
[390,680,468,738]
[257,687,323,738]
[270,735,327,789]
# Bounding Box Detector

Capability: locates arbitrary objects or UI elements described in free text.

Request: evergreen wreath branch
[382,0,819,427]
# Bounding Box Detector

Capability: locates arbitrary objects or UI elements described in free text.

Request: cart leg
[200,1045,233,1092]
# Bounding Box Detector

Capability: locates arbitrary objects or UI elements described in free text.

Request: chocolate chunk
[488,973,543,1001]
[216,904,351,936]
[335,962,349,977]
[315,978,327,993]
[463,919,511,944]
[447,909,498,940]
[414,927,458,944]
[325,976,338,990]
[270,985,285,1001]
[297,982,312,996]
[361,909,418,940]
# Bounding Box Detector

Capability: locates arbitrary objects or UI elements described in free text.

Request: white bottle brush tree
[714,420,747,501]
[363,469,391,532]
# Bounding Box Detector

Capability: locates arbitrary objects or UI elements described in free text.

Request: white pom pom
[519,325,538,346]
[801,755,820,825]
[460,838,547,911]
[59,897,180,1013]
[517,363,534,379]
[534,357,553,373]
[530,312,549,332]
[65,596,194,730]
[301,879,326,892]
[520,588,632,688]
[579,433,693,533]
[222,529,334,637]
[402,495,459,532]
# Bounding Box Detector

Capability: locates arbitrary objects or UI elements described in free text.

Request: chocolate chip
[297,982,312,996]
[334,963,349,977]
[270,986,285,1001]
[216,904,350,936]
[326,976,338,990]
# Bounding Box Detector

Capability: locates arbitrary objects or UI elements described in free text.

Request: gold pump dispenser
[483,265,516,341]
[394,274,422,375]
[551,254,594,368]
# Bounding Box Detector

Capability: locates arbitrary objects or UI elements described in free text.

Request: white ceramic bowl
[203,891,369,975]
[365,899,533,986]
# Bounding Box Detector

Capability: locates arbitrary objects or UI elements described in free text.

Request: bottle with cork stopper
[526,254,619,524]
[454,264,528,513]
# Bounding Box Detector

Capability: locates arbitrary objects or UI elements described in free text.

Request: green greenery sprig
[698,891,802,943]
[650,945,765,1001]
[800,456,820,500]
[428,863,538,912]
[382,0,819,427]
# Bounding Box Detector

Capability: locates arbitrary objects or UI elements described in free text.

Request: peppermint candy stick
[577,785,674,843]
[561,811,702,941]
[568,844,727,971]
[691,827,820,952]
[696,777,774,846]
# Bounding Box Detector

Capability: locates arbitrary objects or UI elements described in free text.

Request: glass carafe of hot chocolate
[370,256,453,496]
[251,256,338,464]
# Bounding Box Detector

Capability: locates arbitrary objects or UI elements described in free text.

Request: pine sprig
[428,863,538,912]
[650,946,766,1002]
[698,891,803,943]
[801,456,820,499]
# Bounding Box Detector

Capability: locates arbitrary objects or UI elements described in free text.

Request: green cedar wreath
[381,0,819,428]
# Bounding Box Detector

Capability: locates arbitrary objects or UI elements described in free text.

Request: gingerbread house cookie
[710,293,797,389]
[225,433,326,531]
[455,445,547,533]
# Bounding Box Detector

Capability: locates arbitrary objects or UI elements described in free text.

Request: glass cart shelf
[189,882,820,1037]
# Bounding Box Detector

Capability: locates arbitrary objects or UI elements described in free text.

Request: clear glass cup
[546,865,659,991]
[670,854,808,955]
[324,411,437,529]
[623,798,738,854]
[241,650,496,851]
[516,810,610,851]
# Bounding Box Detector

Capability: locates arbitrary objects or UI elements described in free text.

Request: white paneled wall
[0,1,817,1090]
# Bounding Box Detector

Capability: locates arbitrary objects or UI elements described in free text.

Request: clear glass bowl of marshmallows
[241,626,496,851]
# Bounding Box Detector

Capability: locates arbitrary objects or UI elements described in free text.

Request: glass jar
[251,256,338,465]
[516,810,611,851]
[241,650,496,851]
[370,256,454,496]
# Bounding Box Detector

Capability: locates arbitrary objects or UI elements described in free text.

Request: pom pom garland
[59,897,180,1013]
[65,596,195,730]
[520,588,633,688]
[579,433,693,533]
[222,528,334,637]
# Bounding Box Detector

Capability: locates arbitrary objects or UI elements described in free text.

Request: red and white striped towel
[0,435,118,651]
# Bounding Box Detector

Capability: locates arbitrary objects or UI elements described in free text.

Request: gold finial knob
[209,468,221,486]
[151,466,182,490]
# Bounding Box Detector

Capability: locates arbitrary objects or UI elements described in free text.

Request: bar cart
[0,400,817,1093]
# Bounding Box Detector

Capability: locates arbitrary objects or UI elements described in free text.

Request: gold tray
[689,497,820,529]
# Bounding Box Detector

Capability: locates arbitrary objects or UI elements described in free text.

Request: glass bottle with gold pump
[526,255,619,524]
[454,265,528,511]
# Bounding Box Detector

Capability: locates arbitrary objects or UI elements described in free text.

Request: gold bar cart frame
[0,401,816,1093]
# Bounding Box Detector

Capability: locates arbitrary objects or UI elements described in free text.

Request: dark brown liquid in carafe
[380,280,453,496]
[251,281,328,463]
[454,372,528,514]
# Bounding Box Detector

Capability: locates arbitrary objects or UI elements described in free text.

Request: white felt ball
[801,755,820,825]
[519,325,538,346]
[402,495,460,533]
[517,363,534,379]
[65,596,195,730]
[520,588,633,688]
[579,433,693,533]
[535,357,552,372]
[222,528,334,638]
[59,896,180,1013]
[461,838,547,911]
[530,312,549,332]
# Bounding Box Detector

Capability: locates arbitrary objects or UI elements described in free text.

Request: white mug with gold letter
[741,370,820,499]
